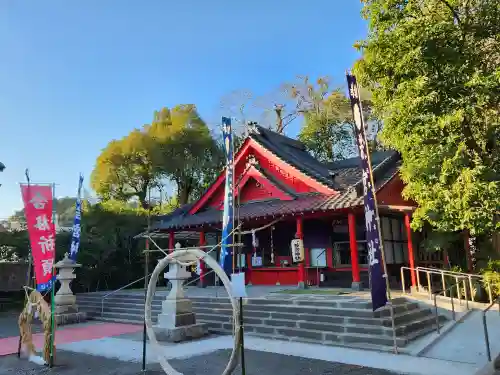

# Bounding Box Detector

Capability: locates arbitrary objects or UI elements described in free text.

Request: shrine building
[152,125,442,290]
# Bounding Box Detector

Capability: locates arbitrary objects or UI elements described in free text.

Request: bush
[481,260,500,299]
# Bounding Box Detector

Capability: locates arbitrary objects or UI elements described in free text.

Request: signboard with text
[291,239,305,263]
[21,184,56,292]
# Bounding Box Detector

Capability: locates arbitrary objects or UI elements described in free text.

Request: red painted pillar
[199,231,206,288]
[168,230,175,253]
[246,253,252,285]
[348,212,361,289]
[296,217,306,289]
[404,213,417,289]
[326,247,334,269]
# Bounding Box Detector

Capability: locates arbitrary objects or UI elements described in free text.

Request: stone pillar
[155,248,207,342]
[348,212,362,291]
[54,253,87,325]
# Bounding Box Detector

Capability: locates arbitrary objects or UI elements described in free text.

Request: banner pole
[49,183,56,367]
[17,169,32,358]
[346,73,398,354]
[17,255,32,358]
[142,188,151,373]
[366,150,398,355]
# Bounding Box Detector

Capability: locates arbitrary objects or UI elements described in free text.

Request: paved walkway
[1,348,402,375]
[421,309,500,367]
[58,333,477,375]
[0,321,141,356]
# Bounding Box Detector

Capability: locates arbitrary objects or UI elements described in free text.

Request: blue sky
[0,0,367,219]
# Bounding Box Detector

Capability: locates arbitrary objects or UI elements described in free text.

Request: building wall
[0,262,29,291]
[377,176,416,207]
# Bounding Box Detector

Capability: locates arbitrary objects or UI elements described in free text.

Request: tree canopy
[90,105,224,207]
[91,129,156,209]
[148,105,224,204]
[287,76,381,162]
[355,0,500,235]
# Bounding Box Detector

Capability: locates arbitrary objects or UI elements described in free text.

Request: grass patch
[274,289,350,295]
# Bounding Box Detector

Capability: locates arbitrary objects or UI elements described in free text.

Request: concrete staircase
[76,292,446,352]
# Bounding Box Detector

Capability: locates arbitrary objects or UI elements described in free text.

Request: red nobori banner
[20,184,56,292]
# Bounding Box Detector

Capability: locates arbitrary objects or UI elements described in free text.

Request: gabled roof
[249,126,399,192]
[249,125,337,189]
[153,133,403,231]
[189,127,337,214]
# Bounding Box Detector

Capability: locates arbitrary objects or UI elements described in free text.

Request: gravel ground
[0,349,403,375]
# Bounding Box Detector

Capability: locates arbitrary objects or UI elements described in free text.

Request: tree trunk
[177,180,193,205]
[137,190,149,209]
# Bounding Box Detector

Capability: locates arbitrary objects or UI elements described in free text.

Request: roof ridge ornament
[247,121,260,134]
[245,154,258,169]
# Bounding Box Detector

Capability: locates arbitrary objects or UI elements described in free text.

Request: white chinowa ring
[145,249,241,375]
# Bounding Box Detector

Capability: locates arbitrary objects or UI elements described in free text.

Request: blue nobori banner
[346,73,388,311]
[69,174,84,262]
[219,117,234,276]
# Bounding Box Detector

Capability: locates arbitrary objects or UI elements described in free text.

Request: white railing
[400,266,493,304]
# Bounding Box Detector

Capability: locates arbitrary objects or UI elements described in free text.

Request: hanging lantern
[251,229,259,248]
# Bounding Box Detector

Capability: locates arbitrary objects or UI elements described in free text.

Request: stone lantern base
[55,310,87,326]
[54,292,88,326]
[153,258,208,342]
[54,254,87,326]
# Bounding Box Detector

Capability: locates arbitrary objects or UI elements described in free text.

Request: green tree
[355,0,500,236]
[7,197,78,229]
[91,129,157,208]
[148,105,224,204]
[288,76,381,162]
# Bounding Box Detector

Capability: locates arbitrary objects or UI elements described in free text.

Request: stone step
[88,314,398,352]
[92,310,409,348]
[79,301,441,339]
[81,299,420,320]
[77,294,417,311]
[199,318,410,347]
[76,292,446,351]
[243,331,399,353]
[83,314,434,354]
[77,300,428,330]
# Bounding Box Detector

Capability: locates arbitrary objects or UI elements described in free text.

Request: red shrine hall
[153,125,424,290]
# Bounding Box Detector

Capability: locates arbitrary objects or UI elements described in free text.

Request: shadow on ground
[0,349,403,375]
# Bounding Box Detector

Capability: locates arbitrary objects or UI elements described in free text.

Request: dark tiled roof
[153,192,362,230]
[154,159,401,230]
[153,127,402,231]
[249,126,337,189]
[249,126,399,192]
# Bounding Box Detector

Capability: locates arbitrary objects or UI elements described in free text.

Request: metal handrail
[401,266,493,303]
[433,279,469,334]
[416,266,491,303]
[101,273,153,316]
[482,295,500,362]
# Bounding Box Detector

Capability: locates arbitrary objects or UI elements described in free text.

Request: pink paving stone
[0,322,142,356]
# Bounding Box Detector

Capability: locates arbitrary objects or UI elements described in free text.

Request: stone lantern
[154,242,207,342]
[54,253,87,325]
